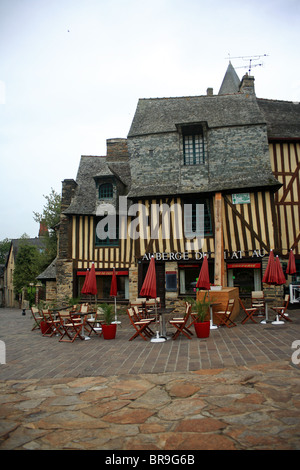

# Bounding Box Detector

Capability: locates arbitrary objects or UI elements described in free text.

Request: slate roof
[63,65,299,213]
[37,257,57,280]
[218,61,241,95]
[127,92,265,137]
[63,156,131,215]
[257,98,300,139]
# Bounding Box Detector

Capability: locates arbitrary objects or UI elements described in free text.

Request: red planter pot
[102,323,117,340]
[194,321,210,338]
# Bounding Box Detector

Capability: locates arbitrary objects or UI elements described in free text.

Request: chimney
[239,73,255,95]
[206,87,213,96]
[39,221,48,237]
[106,138,129,161]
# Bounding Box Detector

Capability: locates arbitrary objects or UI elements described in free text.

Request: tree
[33,188,61,267]
[33,188,61,230]
[13,241,41,299]
[0,238,11,264]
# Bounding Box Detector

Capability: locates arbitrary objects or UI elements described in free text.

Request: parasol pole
[151,296,165,343]
[112,295,121,324]
[111,267,121,325]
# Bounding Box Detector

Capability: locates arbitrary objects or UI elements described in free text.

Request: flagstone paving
[0,308,300,450]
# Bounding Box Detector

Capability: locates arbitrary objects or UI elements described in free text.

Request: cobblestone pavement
[0,307,299,450]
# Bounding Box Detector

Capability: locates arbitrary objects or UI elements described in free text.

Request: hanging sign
[232,193,250,204]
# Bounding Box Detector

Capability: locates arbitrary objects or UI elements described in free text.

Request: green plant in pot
[192,292,211,338]
[101,303,117,339]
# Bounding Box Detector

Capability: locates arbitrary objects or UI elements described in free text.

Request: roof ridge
[257,97,300,104]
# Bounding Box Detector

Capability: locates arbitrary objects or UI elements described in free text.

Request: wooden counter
[196,287,240,322]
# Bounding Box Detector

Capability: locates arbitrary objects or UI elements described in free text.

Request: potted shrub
[101,303,117,339]
[192,293,211,338]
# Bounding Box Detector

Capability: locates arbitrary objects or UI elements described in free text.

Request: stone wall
[106,138,129,161]
[56,179,77,305]
[128,266,138,302]
[56,259,73,305]
[128,122,272,195]
[45,281,57,303]
[58,179,77,260]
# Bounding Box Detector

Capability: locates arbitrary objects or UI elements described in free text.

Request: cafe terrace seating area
[30,292,295,344]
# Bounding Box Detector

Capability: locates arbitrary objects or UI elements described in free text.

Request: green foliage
[33,188,61,267]
[13,241,41,295]
[0,238,11,264]
[100,303,114,325]
[191,292,211,322]
[66,297,80,307]
[33,188,61,230]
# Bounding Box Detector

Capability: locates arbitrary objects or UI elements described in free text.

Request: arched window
[99,183,113,199]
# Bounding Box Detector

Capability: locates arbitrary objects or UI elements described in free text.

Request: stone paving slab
[1,362,299,450]
[0,308,300,450]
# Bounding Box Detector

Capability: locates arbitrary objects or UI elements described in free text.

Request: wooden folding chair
[251,291,265,316]
[40,310,63,337]
[127,308,154,341]
[58,312,85,342]
[270,295,291,322]
[133,305,155,322]
[85,311,104,336]
[132,306,155,336]
[40,309,54,336]
[130,301,145,318]
[31,307,43,331]
[185,302,198,329]
[239,298,258,324]
[215,299,236,328]
[78,303,89,314]
[169,304,193,340]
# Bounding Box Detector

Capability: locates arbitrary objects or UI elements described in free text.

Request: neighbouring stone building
[40,63,300,307]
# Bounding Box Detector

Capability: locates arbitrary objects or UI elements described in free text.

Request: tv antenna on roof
[226,54,269,74]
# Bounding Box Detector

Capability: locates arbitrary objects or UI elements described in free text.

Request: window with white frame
[183,126,206,165]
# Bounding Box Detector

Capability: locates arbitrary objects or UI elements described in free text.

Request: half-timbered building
[49,63,299,306]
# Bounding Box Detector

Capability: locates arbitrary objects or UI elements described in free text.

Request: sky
[0,0,299,240]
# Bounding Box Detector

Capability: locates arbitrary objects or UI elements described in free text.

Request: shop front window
[179,266,203,295]
[227,266,261,295]
[78,273,128,300]
[96,275,128,299]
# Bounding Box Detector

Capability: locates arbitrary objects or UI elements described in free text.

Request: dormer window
[99,183,113,199]
[182,125,206,165]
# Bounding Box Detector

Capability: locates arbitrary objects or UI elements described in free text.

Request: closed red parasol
[140,256,157,299]
[81,268,90,294]
[286,249,296,275]
[263,252,286,325]
[110,267,117,297]
[140,256,163,342]
[110,267,120,324]
[81,262,97,296]
[275,255,286,285]
[262,249,277,284]
[196,255,210,291]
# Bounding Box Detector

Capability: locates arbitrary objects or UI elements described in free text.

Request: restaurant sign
[142,249,266,261]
